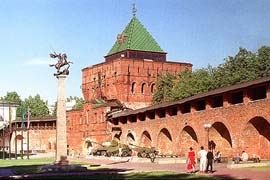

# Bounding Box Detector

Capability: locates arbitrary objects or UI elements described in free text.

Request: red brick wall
[67,105,113,155]
[66,57,191,155]
[10,128,56,152]
[111,94,270,159]
[82,58,192,109]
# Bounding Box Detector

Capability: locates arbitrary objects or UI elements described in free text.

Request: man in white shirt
[198,146,208,172]
[241,151,249,162]
[88,145,93,156]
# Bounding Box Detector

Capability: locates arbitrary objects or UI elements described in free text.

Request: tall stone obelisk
[49,52,73,164]
[56,74,67,162]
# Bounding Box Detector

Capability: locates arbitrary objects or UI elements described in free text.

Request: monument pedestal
[54,156,69,166]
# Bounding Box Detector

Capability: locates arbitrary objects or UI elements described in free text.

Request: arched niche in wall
[140,130,152,147]
[211,122,232,157]
[157,128,173,155]
[241,116,270,159]
[178,125,199,156]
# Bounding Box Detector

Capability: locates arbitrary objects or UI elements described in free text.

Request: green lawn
[0,158,239,179]
[243,166,270,171]
[0,158,54,168]
[0,158,93,174]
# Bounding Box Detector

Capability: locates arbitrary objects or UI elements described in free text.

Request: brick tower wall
[67,57,192,154]
[67,105,113,156]
[82,58,192,109]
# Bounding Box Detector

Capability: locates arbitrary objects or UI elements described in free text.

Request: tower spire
[132,3,137,17]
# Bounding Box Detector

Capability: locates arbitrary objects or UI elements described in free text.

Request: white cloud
[23,58,54,66]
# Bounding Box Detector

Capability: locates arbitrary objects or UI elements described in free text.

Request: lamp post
[204,123,212,149]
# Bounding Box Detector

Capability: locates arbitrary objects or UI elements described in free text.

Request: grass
[0,158,241,179]
[243,166,270,171]
[0,158,96,174]
[0,158,54,168]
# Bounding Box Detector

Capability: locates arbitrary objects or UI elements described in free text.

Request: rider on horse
[49,52,73,76]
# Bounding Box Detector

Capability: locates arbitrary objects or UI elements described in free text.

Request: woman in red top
[187,147,196,173]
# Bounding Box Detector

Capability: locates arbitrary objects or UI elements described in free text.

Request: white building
[0,101,19,129]
[66,100,76,111]
[48,99,76,115]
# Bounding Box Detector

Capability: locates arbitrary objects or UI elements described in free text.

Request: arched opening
[14,134,24,153]
[113,132,121,142]
[241,117,270,159]
[211,122,232,157]
[140,131,152,147]
[126,132,136,145]
[150,83,155,93]
[131,82,136,94]
[179,126,198,156]
[141,83,146,94]
[157,128,173,155]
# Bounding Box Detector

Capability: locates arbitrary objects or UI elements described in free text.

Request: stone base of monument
[40,156,87,172]
[55,156,69,166]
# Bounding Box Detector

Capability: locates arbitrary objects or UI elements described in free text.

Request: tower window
[150,83,155,93]
[141,83,146,94]
[131,82,136,94]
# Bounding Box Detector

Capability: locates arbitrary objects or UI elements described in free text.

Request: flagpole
[1,103,4,159]
[15,129,17,159]
[27,106,30,159]
[2,124,5,160]
[8,104,11,160]
[21,105,24,159]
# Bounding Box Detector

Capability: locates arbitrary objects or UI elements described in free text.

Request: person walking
[197,146,207,173]
[206,149,214,173]
[88,145,93,157]
[186,147,196,173]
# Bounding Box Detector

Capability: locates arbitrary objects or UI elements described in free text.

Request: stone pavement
[69,156,270,180]
[0,154,270,180]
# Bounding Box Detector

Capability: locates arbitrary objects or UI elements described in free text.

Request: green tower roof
[107,16,164,56]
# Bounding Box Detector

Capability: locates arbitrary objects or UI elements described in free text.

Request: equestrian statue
[49,52,73,76]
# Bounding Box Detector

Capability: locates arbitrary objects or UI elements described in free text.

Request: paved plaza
[69,156,270,180]
[0,154,270,180]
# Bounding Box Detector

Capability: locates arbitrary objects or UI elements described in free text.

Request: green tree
[21,94,49,117]
[1,91,21,103]
[152,73,176,104]
[151,46,268,104]
[73,97,84,109]
[173,67,215,100]
[256,45,270,77]
[213,47,257,88]
[1,91,22,117]
[52,101,57,117]
[67,96,84,110]
[52,96,84,116]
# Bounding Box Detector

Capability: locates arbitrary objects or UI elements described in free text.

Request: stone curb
[227,162,270,169]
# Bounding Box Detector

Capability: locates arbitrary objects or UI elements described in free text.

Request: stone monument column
[49,52,73,164]
[56,74,68,162]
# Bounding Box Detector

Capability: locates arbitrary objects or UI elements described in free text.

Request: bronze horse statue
[49,52,73,76]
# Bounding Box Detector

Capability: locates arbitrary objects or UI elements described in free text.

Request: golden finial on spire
[132,3,137,17]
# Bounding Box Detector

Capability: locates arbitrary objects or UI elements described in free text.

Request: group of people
[233,151,249,163]
[186,146,218,173]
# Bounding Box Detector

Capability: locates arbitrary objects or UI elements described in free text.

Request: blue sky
[0,0,270,105]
